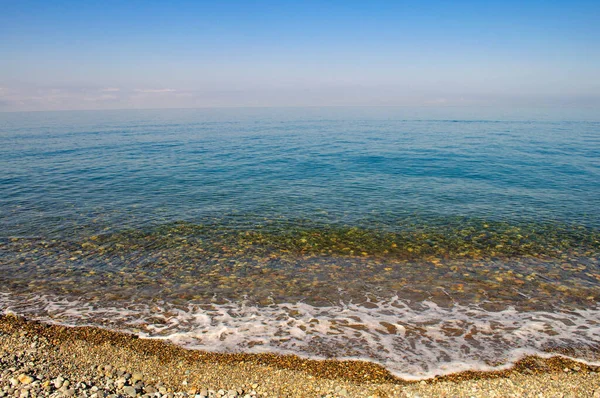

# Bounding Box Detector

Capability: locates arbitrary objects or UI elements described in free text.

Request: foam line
[1,292,599,379]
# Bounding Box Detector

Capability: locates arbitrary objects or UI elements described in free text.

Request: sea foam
[1,292,599,379]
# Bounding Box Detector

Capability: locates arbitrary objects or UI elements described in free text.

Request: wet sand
[1,314,599,397]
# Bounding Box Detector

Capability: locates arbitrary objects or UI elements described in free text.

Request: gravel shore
[1,314,599,397]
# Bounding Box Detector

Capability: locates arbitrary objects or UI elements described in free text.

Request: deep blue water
[1,107,600,378]
[1,107,599,238]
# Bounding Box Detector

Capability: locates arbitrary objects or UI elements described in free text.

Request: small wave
[1,292,599,379]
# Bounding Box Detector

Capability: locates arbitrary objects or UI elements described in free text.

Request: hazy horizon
[2,1,599,112]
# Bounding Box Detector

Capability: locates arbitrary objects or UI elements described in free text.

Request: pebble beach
[1,314,599,398]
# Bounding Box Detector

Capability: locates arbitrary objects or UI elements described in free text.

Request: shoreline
[1,314,600,397]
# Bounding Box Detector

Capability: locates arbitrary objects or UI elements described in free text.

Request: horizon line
[2,103,600,114]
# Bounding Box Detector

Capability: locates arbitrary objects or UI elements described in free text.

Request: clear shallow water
[1,107,600,378]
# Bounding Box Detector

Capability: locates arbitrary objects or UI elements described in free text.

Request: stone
[123,385,138,397]
[17,375,34,385]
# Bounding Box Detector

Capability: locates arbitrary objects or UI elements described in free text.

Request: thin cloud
[100,87,121,92]
[83,94,118,102]
[134,88,176,93]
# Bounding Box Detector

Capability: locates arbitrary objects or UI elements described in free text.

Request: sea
[1,106,599,379]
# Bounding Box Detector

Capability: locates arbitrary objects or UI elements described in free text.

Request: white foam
[1,291,599,380]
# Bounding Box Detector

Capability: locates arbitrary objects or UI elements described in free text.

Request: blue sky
[1,0,599,111]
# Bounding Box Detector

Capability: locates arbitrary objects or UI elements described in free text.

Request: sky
[1,0,599,111]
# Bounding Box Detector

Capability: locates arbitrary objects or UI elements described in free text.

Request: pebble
[17,374,34,385]
[145,385,158,393]
[132,372,143,382]
[123,385,137,397]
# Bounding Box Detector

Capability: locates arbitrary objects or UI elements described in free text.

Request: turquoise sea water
[1,107,599,378]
